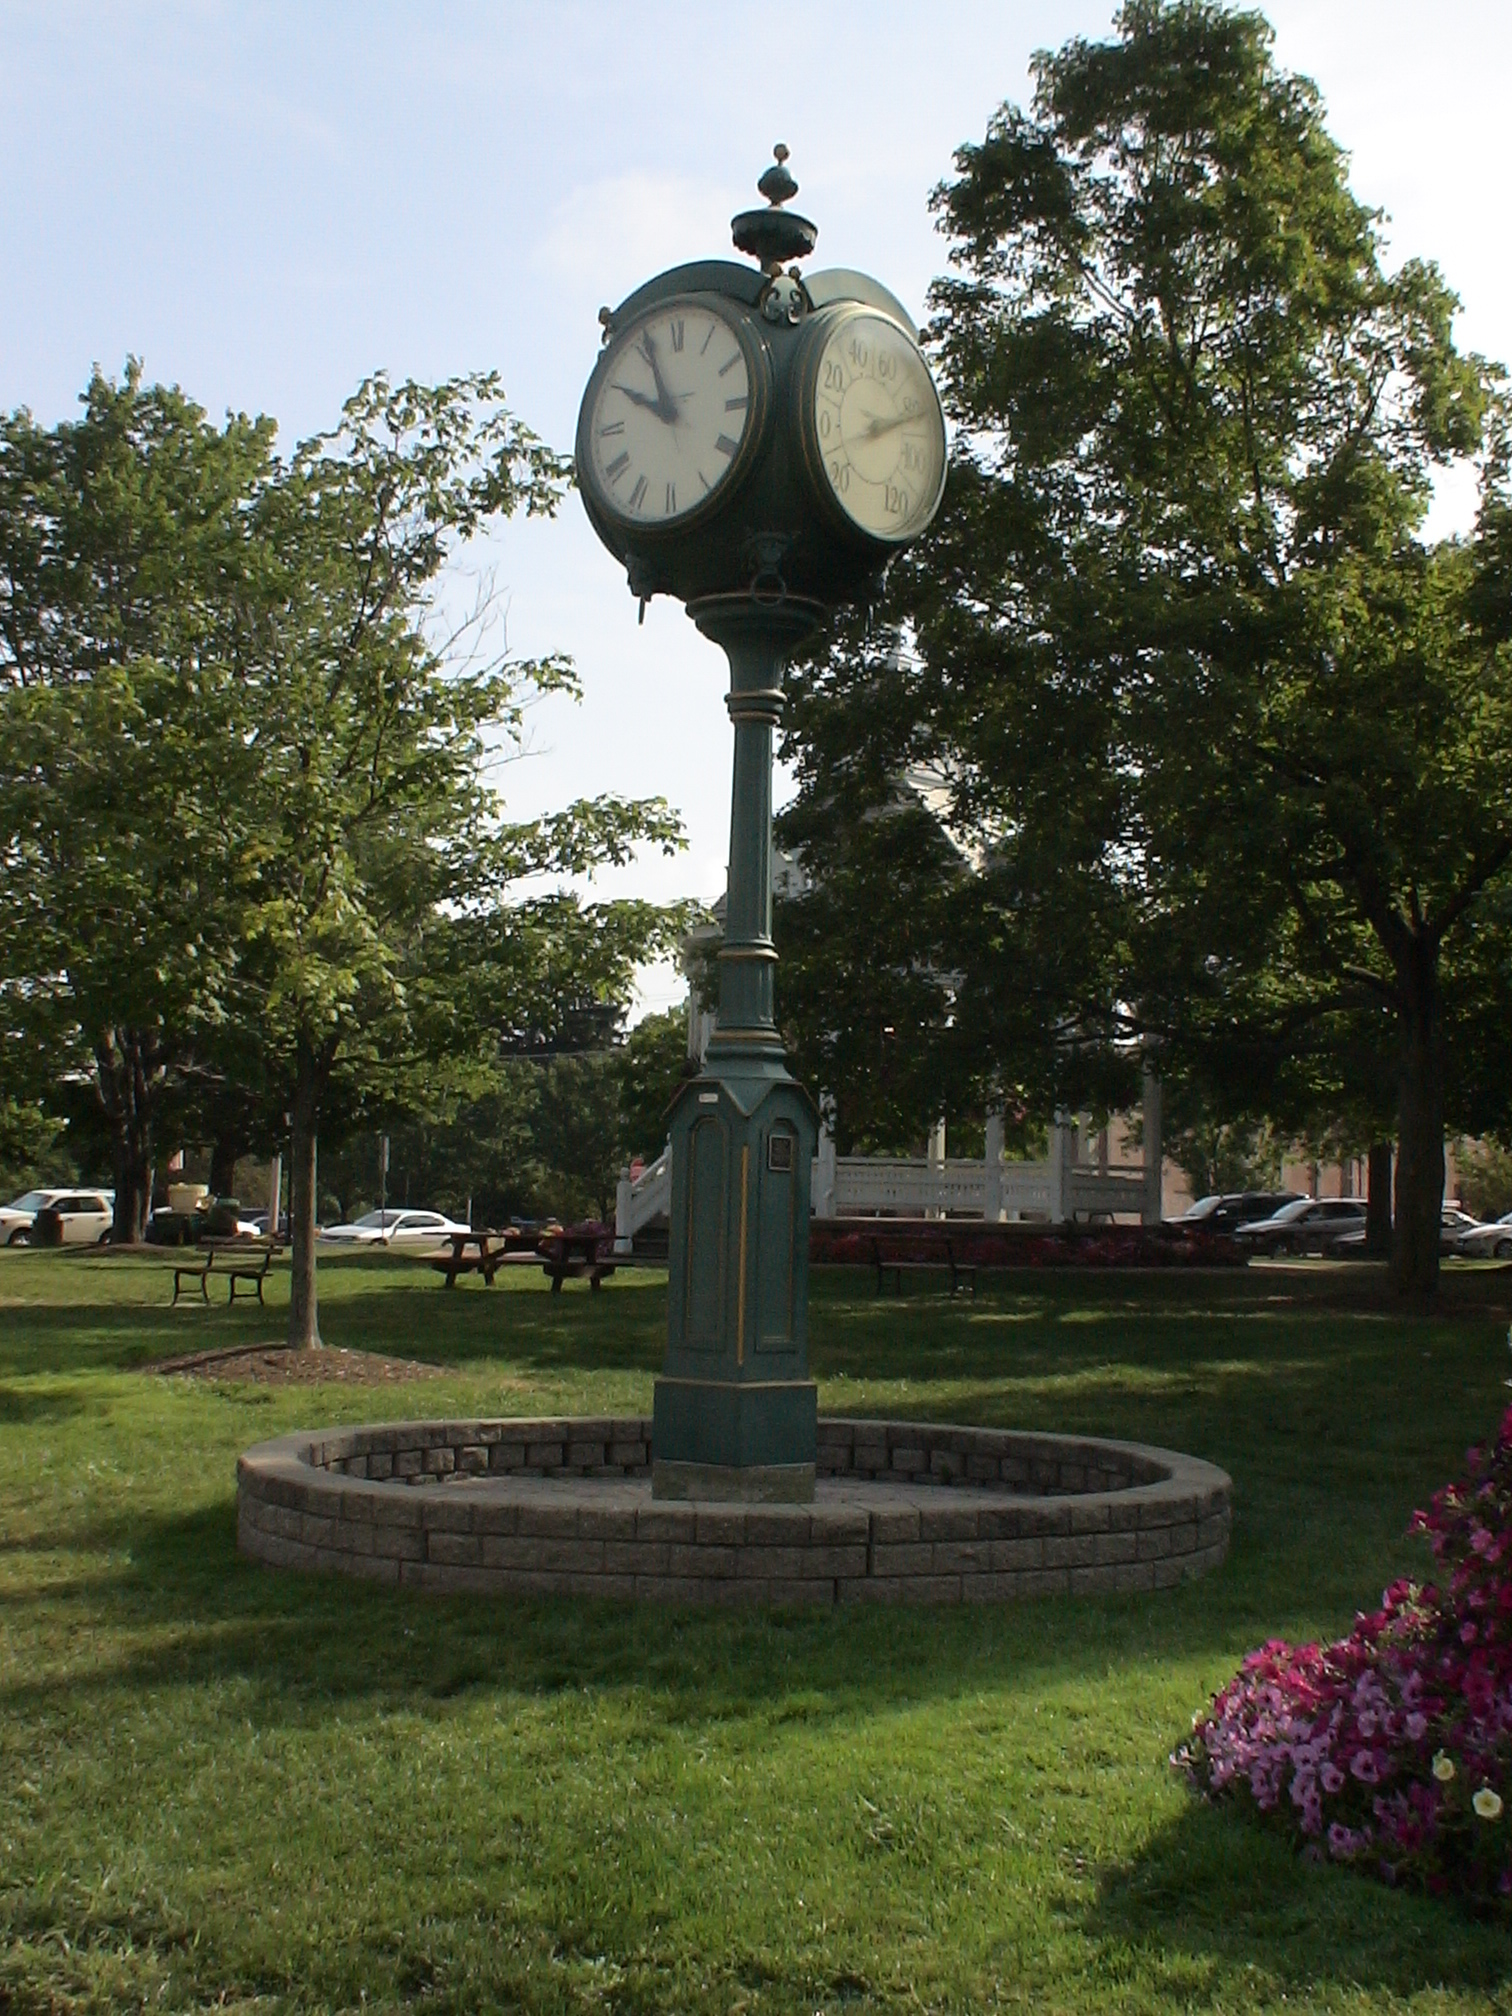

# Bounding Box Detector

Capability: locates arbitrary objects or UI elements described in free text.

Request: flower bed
[1179,1404,1512,1911]
[809,1220,1242,1269]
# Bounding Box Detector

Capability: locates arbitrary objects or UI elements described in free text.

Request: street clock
[576,149,948,1502]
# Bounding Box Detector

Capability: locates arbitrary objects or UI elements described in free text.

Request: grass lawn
[2,1250,1510,2014]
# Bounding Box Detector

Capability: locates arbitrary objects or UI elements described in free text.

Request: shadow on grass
[1085,1796,1512,2000]
[0,1264,669,1380]
[0,1487,1281,1724]
[0,1383,86,1425]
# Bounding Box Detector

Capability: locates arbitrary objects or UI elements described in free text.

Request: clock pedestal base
[652,1047,817,1502]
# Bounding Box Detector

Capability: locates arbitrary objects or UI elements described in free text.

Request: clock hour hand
[614,380,661,412]
[639,332,681,425]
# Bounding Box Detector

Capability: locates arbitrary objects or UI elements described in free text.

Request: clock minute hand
[639,332,681,425]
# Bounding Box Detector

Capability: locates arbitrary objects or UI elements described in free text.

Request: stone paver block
[871,1542,933,1578]
[932,1541,992,1574]
[988,1538,1043,1571]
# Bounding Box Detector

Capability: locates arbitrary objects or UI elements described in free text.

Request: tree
[615,1005,693,1163]
[0,367,274,1238]
[0,366,692,1291]
[783,0,1510,1296]
[230,374,687,1345]
[778,639,1138,1152]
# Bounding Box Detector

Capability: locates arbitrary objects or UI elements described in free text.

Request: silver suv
[1231,1196,1367,1257]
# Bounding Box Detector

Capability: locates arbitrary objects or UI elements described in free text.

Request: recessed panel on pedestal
[683,1113,728,1349]
[757,1123,797,1351]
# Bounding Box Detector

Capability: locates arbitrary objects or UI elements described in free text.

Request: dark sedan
[1170,1190,1304,1236]
[1232,1196,1368,1257]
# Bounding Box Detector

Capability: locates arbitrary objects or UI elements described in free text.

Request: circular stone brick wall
[237,1417,1231,1606]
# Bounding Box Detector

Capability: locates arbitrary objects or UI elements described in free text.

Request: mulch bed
[150,1343,446,1385]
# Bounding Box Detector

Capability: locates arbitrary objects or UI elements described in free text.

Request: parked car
[318,1208,470,1250]
[1447,1209,1512,1260]
[240,1210,290,1240]
[1440,1206,1484,1252]
[146,1198,265,1246]
[1332,1206,1479,1259]
[1231,1196,1368,1257]
[0,1187,115,1246]
[1169,1191,1305,1235]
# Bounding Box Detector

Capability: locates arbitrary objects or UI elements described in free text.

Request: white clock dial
[585,301,759,527]
[809,309,946,541]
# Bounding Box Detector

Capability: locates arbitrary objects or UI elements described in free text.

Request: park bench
[170,1241,282,1307]
[870,1233,977,1298]
[224,1241,281,1305]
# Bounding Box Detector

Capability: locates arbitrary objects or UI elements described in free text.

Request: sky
[4,1,1510,1015]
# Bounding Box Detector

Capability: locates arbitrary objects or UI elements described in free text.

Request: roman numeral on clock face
[604,450,630,481]
[628,473,648,510]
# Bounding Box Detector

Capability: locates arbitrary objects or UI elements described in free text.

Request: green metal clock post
[652,593,825,1500]
[574,147,947,1502]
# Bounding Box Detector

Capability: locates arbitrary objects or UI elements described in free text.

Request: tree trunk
[1366,1142,1393,1258]
[95,1028,163,1243]
[1390,941,1445,1303]
[209,1134,240,1198]
[287,1036,330,1350]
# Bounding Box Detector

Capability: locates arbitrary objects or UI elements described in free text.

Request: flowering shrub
[1179,1404,1512,1909]
[809,1224,1242,1269]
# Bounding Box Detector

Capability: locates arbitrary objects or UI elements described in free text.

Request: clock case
[575,261,928,609]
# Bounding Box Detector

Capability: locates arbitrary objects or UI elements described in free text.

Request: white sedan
[1456,1210,1512,1260]
[318,1208,470,1252]
[0,1187,115,1246]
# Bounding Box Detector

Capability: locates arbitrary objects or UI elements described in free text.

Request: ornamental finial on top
[732,143,817,272]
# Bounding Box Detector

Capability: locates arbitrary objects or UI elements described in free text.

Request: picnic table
[537,1225,616,1293]
[426,1229,525,1289]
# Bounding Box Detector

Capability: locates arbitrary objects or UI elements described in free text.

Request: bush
[1455,1139,1512,1222]
[1179,1402,1512,1909]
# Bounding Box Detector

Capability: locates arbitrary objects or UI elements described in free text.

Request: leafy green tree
[1453,1138,1512,1221]
[779,614,1136,1150]
[229,374,686,1345]
[0,366,691,1303]
[784,1,1511,1296]
[615,1005,693,1163]
[0,367,274,1237]
[1163,1111,1283,1203]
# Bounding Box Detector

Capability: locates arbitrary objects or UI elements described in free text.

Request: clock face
[807,309,947,542]
[583,299,764,529]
